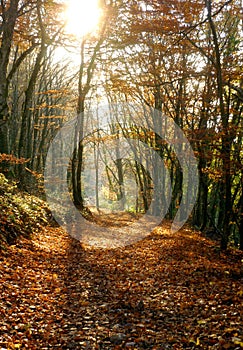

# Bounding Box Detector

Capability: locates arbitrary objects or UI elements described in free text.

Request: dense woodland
[0,1,243,348]
[0,0,242,250]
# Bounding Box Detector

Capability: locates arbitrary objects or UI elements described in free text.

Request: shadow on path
[1,221,242,349]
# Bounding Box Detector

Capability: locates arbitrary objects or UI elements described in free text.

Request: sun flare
[65,0,101,37]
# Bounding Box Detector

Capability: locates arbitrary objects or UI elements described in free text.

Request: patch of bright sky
[65,0,101,38]
[53,0,101,66]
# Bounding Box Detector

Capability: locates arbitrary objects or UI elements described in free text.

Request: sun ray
[65,0,101,37]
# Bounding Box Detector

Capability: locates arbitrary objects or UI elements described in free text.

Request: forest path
[0,220,243,349]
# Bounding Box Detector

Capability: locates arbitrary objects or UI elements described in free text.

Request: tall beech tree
[71,3,115,209]
[0,0,20,153]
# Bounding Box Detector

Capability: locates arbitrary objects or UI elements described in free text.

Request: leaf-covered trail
[0,222,243,349]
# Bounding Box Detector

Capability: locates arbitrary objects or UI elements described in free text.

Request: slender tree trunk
[206,0,232,249]
[0,0,19,154]
[72,26,106,210]
[94,144,100,211]
[239,184,243,251]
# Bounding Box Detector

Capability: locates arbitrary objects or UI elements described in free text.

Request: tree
[0,0,20,154]
[70,4,113,210]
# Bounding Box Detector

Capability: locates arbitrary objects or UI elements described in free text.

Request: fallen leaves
[0,220,243,349]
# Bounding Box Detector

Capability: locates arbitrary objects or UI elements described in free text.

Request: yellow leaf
[189,337,200,345]
[232,337,243,346]
[234,341,243,346]
[197,319,207,324]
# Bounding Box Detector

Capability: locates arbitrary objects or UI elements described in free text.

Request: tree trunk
[239,188,243,251]
[0,0,19,154]
[206,0,232,250]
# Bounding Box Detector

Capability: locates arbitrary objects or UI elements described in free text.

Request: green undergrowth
[0,173,50,249]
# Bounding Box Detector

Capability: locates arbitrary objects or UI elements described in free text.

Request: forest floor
[0,216,243,350]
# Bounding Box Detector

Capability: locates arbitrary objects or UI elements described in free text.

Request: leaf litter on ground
[0,216,243,349]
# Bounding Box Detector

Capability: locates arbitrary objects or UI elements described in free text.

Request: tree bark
[206,0,232,250]
[0,0,19,154]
